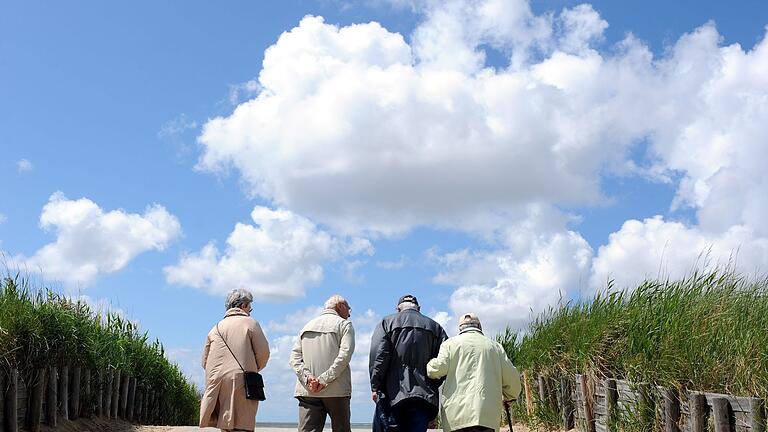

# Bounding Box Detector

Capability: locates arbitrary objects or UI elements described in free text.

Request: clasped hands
[306,375,327,393]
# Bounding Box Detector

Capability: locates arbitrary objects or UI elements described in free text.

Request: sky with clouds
[2,0,768,423]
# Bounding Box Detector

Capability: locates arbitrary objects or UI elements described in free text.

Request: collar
[459,327,483,335]
[224,308,249,318]
[322,308,340,317]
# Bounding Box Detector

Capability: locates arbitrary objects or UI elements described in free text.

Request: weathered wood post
[0,370,5,429]
[119,372,130,418]
[111,369,121,418]
[538,375,548,409]
[605,378,618,431]
[750,398,766,432]
[82,369,91,418]
[6,368,19,432]
[127,377,136,421]
[712,397,732,432]
[689,393,707,432]
[27,368,46,432]
[57,364,69,420]
[103,369,112,417]
[70,366,81,420]
[522,371,534,416]
[133,385,142,423]
[663,388,680,432]
[579,375,596,432]
[45,367,57,426]
[559,376,575,430]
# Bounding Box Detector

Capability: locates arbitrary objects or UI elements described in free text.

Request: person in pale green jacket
[427,313,522,432]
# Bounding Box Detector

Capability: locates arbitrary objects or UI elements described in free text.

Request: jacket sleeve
[318,320,355,385]
[289,333,311,384]
[369,320,391,393]
[426,339,450,379]
[249,320,270,371]
[201,332,212,369]
[500,346,522,401]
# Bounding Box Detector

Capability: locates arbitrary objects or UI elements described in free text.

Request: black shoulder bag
[216,323,266,401]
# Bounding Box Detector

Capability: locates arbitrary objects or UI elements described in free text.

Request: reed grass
[0,273,198,425]
[497,269,768,429]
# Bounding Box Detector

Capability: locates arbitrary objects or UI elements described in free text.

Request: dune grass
[0,273,198,425]
[496,269,768,428]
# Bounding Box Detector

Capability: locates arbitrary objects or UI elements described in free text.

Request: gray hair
[324,294,347,310]
[225,289,254,310]
[397,302,419,312]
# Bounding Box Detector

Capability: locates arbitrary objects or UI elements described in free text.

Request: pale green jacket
[427,329,522,432]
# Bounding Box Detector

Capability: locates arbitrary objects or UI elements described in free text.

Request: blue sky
[2,0,768,423]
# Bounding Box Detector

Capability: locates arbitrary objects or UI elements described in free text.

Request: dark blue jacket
[369,309,448,409]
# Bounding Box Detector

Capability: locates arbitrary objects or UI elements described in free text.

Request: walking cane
[504,400,514,430]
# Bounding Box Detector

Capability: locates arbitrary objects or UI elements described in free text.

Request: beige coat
[200,308,270,430]
[290,309,355,398]
[427,329,521,432]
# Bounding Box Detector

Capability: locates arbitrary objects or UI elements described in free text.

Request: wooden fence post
[111,369,121,419]
[45,367,57,426]
[6,368,19,432]
[522,371,534,416]
[27,368,46,432]
[663,388,680,432]
[103,369,112,417]
[119,372,130,418]
[579,375,596,432]
[750,398,766,432]
[58,365,69,420]
[70,366,81,420]
[82,369,91,418]
[127,377,136,421]
[712,397,732,432]
[0,370,5,429]
[559,376,574,430]
[538,375,548,408]
[134,385,142,423]
[605,378,618,431]
[689,393,707,432]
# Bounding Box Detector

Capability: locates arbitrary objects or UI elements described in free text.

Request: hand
[371,392,378,403]
[306,375,326,393]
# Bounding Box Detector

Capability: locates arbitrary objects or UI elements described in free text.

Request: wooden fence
[525,372,766,432]
[1,367,161,432]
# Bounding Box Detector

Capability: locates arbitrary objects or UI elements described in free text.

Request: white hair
[324,294,347,310]
[225,289,253,310]
[397,302,419,312]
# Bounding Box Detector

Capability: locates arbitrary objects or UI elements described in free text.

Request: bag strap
[216,323,246,373]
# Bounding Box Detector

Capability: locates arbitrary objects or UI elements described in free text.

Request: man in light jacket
[290,294,355,432]
[369,294,448,432]
[427,313,522,432]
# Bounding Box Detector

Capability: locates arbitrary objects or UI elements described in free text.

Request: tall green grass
[0,273,198,425]
[497,269,768,428]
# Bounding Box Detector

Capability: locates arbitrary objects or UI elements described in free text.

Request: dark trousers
[391,398,435,432]
[454,427,494,432]
[297,396,351,432]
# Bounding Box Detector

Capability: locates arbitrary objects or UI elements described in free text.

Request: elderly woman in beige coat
[200,289,270,431]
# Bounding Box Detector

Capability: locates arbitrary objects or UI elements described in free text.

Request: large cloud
[12,192,181,286]
[164,206,373,301]
[196,1,661,235]
[591,217,768,290]
[434,206,594,334]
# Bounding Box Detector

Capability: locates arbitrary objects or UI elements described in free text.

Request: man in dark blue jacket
[369,294,449,432]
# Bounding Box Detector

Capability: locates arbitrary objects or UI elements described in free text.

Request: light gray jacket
[290,309,355,398]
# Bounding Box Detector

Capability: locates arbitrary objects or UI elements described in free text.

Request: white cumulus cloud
[17,159,33,173]
[164,206,373,301]
[591,216,768,291]
[11,192,181,286]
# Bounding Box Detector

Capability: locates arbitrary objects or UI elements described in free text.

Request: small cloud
[376,255,407,270]
[158,114,198,160]
[227,79,260,105]
[17,159,33,173]
[0,213,6,224]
